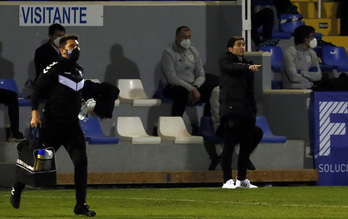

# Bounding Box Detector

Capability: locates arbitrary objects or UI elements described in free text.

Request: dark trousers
[251,7,274,46]
[163,80,216,117]
[271,0,293,14]
[0,88,20,135]
[221,118,263,183]
[14,116,88,205]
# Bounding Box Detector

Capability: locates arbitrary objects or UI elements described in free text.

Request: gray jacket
[281,45,322,89]
[160,41,205,92]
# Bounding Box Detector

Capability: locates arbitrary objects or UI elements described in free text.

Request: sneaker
[74,203,96,217]
[10,187,21,209]
[235,178,258,189]
[8,132,26,142]
[222,179,236,189]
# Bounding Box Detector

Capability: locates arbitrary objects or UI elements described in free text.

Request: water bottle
[35,149,46,171]
[35,149,54,171]
[78,98,96,120]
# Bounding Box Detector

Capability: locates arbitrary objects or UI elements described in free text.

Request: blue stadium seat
[258,46,283,72]
[271,32,292,40]
[153,80,173,103]
[322,46,348,72]
[256,116,287,143]
[0,79,31,106]
[271,80,283,89]
[315,33,323,40]
[79,117,119,144]
[279,14,305,33]
[200,116,286,144]
[200,116,224,144]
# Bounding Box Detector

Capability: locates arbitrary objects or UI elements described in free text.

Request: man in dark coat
[34,23,65,82]
[219,36,263,189]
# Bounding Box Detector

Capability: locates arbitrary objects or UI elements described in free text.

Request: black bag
[15,126,56,187]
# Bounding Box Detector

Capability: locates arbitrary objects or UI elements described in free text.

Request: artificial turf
[1,185,348,218]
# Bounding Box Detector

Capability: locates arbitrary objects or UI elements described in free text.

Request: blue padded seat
[319,64,337,72]
[279,14,305,33]
[256,116,286,143]
[271,80,283,89]
[322,46,348,72]
[200,116,224,144]
[258,46,283,72]
[153,80,173,103]
[79,117,119,144]
[271,32,292,40]
[200,116,286,144]
[0,79,31,106]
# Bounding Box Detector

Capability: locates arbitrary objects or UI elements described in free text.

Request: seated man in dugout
[160,26,218,134]
[281,25,348,91]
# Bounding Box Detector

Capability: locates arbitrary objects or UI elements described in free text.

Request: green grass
[1,186,348,218]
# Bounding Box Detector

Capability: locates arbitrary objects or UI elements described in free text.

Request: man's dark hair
[294,25,315,45]
[48,23,65,36]
[59,34,79,49]
[176,26,190,36]
[227,36,244,48]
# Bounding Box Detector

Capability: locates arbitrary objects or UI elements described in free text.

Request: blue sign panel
[310,92,348,186]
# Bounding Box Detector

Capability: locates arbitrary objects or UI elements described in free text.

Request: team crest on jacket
[306,55,311,62]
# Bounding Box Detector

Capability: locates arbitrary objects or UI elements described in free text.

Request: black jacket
[34,41,60,82]
[32,58,84,120]
[218,52,257,123]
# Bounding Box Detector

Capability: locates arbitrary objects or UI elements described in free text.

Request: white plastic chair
[157,116,203,144]
[117,117,161,144]
[117,79,161,106]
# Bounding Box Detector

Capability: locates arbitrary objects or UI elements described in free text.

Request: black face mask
[66,48,80,62]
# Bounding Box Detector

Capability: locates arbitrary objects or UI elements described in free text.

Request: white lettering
[319,163,348,173]
[16,159,34,172]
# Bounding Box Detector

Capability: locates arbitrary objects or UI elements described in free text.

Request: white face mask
[53,37,62,48]
[309,38,317,49]
[180,39,191,49]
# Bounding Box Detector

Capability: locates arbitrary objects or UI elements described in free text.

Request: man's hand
[249,64,262,72]
[188,88,201,105]
[30,110,41,128]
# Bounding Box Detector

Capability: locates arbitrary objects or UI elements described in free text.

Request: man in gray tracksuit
[281,25,322,89]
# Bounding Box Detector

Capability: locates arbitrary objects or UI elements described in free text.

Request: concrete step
[0,141,18,162]
[304,18,340,36]
[0,162,16,187]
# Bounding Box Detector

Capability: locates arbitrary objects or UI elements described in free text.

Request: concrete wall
[0,1,241,97]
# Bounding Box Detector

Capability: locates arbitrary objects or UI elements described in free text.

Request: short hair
[176,26,190,36]
[48,23,65,36]
[294,25,315,45]
[59,34,79,49]
[227,36,244,48]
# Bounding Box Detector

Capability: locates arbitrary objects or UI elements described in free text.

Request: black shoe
[208,155,222,171]
[74,203,96,217]
[246,158,256,170]
[10,187,21,209]
[8,132,26,142]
